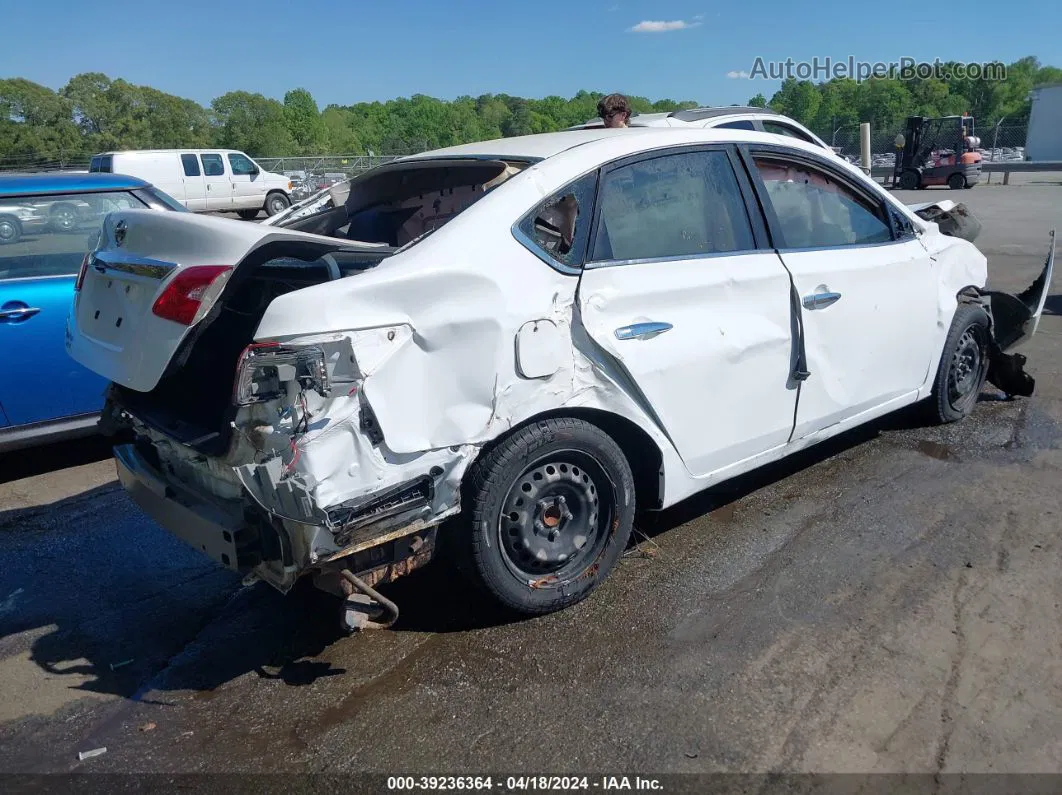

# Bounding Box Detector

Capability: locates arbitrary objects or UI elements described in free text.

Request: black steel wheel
[948,172,966,190]
[461,418,635,615]
[930,303,990,423]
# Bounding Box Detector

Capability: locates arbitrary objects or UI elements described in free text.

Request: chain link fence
[0,124,1031,178]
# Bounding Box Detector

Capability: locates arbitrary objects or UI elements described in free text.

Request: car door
[743,148,938,439]
[200,153,232,211]
[572,146,799,478]
[0,190,144,426]
[180,153,207,211]
[227,152,261,210]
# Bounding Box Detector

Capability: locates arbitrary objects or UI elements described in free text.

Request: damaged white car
[66,128,1054,627]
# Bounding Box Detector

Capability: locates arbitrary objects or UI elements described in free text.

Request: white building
[1026,84,1062,161]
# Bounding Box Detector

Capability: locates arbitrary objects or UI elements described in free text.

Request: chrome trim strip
[92,250,177,280]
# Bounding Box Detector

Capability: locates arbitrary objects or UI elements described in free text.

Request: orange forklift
[893,114,983,190]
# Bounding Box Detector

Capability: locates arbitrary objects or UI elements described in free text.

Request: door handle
[0,306,41,320]
[802,292,842,310]
[614,321,673,340]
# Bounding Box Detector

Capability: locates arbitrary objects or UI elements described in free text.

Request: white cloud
[726,70,751,79]
[629,19,702,32]
[693,13,705,19]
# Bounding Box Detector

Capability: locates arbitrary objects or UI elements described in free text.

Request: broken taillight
[233,343,330,406]
[151,265,232,326]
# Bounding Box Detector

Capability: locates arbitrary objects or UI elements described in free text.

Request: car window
[753,157,892,248]
[201,154,225,177]
[0,191,145,281]
[228,153,257,176]
[716,120,756,131]
[181,154,201,177]
[89,155,113,173]
[591,150,755,262]
[519,171,598,269]
[762,121,816,144]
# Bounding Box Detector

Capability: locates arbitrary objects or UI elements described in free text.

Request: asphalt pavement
[1,183,1060,780]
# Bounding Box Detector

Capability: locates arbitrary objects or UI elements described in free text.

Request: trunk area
[116,252,386,454]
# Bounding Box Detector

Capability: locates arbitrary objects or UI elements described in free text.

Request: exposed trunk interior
[116,247,389,455]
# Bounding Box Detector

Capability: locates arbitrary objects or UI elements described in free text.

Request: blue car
[0,173,185,452]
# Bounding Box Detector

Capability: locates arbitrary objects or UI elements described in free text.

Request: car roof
[572,106,786,129]
[0,172,151,197]
[402,128,667,163]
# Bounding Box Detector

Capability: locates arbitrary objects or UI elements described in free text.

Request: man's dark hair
[597,93,632,120]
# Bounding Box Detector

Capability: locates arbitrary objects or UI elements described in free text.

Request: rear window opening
[280,158,529,246]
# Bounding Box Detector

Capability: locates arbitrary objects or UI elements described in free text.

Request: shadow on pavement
[0,393,1021,701]
[0,435,117,485]
[1043,293,1061,316]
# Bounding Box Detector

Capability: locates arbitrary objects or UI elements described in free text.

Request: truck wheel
[460,418,635,616]
[899,170,921,190]
[0,216,22,245]
[237,209,259,220]
[265,192,290,217]
[948,172,966,190]
[929,303,990,424]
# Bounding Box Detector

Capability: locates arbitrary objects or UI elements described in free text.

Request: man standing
[598,94,632,128]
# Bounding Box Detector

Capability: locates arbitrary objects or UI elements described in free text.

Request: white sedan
[67,127,1053,625]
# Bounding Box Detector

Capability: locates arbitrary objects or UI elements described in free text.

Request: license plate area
[80,269,151,347]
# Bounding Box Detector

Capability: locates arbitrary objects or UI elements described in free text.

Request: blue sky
[2,0,1059,108]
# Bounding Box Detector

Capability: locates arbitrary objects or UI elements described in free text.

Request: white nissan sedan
[66,128,1053,626]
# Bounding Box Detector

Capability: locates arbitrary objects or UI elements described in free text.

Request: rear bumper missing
[115,443,247,570]
[113,442,440,591]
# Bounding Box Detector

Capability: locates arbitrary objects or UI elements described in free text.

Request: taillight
[233,342,329,405]
[74,253,90,291]
[151,265,232,326]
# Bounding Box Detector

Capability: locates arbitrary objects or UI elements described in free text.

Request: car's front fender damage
[913,200,1054,399]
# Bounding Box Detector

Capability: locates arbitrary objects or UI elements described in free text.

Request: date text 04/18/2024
[386,776,665,791]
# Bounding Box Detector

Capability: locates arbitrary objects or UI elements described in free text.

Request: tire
[264,192,290,217]
[460,417,635,616]
[948,172,966,190]
[899,170,921,190]
[50,204,78,232]
[237,209,260,220]
[0,216,22,245]
[929,303,990,423]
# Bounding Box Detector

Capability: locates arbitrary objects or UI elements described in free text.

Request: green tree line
[1,56,1058,164]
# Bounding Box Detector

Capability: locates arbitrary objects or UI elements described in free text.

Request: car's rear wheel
[237,209,259,220]
[50,204,78,232]
[948,172,966,190]
[265,192,290,217]
[0,216,21,245]
[929,303,990,423]
[460,418,635,615]
[899,170,921,190]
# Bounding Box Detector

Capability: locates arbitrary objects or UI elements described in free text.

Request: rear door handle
[802,292,842,310]
[0,306,41,320]
[615,321,673,340]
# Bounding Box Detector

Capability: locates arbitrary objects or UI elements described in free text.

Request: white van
[88,149,293,218]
